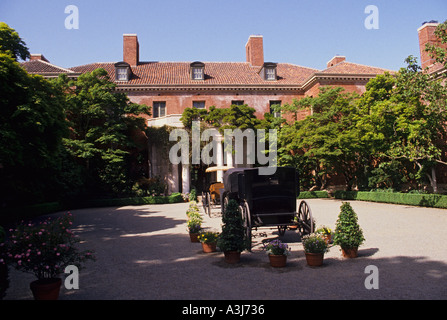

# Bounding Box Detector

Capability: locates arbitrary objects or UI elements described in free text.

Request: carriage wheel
[297,200,314,236]
[239,201,252,251]
[207,192,212,217]
[221,194,229,215]
[202,192,208,216]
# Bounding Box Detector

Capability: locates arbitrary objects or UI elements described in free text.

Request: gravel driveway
[4,199,447,300]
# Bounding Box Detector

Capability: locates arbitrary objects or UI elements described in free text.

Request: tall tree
[355,56,447,192]
[389,56,447,192]
[0,47,67,206]
[0,22,30,61]
[278,87,365,190]
[57,69,150,197]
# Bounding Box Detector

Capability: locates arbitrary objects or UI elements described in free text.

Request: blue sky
[1,0,446,71]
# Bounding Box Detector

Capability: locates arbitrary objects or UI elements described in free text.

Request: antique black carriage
[221,167,314,249]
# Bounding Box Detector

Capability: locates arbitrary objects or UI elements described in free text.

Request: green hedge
[298,191,329,199]
[334,191,447,209]
[0,202,63,223]
[78,192,184,208]
[0,193,184,224]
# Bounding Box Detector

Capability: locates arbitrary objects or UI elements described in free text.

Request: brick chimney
[123,34,139,66]
[30,54,49,62]
[327,55,346,68]
[246,35,264,67]
[418,21,444,71]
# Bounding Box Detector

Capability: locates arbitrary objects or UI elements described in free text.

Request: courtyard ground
[4,198,447,300]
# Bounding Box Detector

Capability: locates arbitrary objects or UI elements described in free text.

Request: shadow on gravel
[5,205,446,300]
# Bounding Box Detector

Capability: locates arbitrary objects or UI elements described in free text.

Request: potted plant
[187,212,203,242]
[302,233,329,266]
[3,212,95,300]
[197,230,219,253]
[263,239,290,267]
[333,202,365,258]
[186,201,200,218]
[217,199,247,263]
[316,225,333,244]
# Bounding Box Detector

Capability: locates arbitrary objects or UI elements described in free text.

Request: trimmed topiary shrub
[217,199,247,253]
[333,202,365,250]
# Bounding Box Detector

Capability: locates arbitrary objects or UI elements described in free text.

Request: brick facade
[23,22,444,194]
[128,90,305,119]
[110,34,390,124]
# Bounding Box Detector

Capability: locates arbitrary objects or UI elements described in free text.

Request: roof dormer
[114,61,132,81]
[261,62,277,81]
[190,61,205,80]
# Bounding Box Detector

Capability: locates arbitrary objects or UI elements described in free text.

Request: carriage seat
[209,182,224,201]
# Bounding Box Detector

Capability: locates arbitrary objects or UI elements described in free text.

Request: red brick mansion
[21,21,444,194]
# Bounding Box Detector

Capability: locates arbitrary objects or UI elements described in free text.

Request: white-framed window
[116,67,129,81]
[192,67,204,80]
[153,102,166,118]
[265,67,276,81]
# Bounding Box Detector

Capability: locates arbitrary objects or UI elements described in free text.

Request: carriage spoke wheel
[207,193,212,217]
[221,195,229,215]
[202,192,208,216]
[297,200,314,236]
[239,201,252,252]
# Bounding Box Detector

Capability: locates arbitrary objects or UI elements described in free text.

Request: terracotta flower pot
[189,232,200,243]
[223,251,241,264]
[305,252,324,267]
[201,242,217,253]
[30,278,62,300]
[268,254,287,268]
[341,247,358,258]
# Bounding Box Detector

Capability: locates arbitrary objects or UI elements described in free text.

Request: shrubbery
[298,191,329,199]
[334,190,447,209]
[0,193,184,225]
[132,176,167,197]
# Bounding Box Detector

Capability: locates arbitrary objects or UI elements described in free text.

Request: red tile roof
[22,59,392,86]
[21,59,75,75]
[69,61,318,86]
[321,61,393,75]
